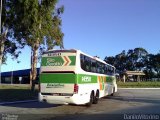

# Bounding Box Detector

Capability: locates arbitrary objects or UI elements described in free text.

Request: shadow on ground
[1,101,61,108]
[0,89,38,102]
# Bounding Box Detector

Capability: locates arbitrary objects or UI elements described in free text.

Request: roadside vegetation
[0,84,38,102]
[117,81,160,88]
[104,48,160,80]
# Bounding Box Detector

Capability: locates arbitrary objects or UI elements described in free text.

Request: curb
[0,100,38,105]
[118,88,160,90]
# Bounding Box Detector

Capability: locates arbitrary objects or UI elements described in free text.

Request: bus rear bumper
[39,93,90,105]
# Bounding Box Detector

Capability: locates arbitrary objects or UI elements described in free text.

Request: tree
[133,48,148,71]
[104,48,149,79]
[114,50,127,73]
[104,56,115,66]
[104,48,160,80]
[125,48,148,71]
[143,54,155,79]
[0,0,23,83]
[126,49,135,70]
[13,0,64,91]
[152,53,160,78]
[0,0,23,82]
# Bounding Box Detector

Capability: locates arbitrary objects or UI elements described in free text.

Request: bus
[39,49,117,106]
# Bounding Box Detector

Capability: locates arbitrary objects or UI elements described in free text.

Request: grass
[0,84,38,102]
[117,81,160,88]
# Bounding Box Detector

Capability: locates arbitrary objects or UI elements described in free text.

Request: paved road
[0,89,160,120]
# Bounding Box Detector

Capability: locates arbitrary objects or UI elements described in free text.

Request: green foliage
[3,39,21,63]
[143,53,160,78]
[0,0,23,64]
[104,47,160,79]
[12,0,64,49]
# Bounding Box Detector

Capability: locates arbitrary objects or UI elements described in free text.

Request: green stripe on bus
[40,73,114,84]
[77,74,97,84]
[40,73,76,83]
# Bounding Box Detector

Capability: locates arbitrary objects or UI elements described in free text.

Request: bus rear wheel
[111,87,115,96]
[93,90,99,104]
[86,92,94,107]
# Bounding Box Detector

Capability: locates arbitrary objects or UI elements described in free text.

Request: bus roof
[43,49,115,69]
[43,49,77,54]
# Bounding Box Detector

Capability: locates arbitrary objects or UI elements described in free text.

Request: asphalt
[0,88,160,120]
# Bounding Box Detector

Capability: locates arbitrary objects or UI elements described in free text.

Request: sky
[1,0,160,72]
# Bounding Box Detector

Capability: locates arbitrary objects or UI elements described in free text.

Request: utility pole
[0,0,3,84]
[0,0,2,32]
[11,70,13,84]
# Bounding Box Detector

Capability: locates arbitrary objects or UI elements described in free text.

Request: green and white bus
[39,49,117,106]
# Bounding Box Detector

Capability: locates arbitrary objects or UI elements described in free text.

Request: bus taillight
[74,84,79,94]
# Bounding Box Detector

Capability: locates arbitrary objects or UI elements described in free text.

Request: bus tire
[93,90,99,104]
[86,91,94,107]
[111,87,115,96]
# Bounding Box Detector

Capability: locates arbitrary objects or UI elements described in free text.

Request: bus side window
[97,62,103,74]
[110,67,114,75]
[104,65,108,74]
[101,64,105,74]
[113,68,115,75]
[80,55,85,71]
[111,67,114,75]
[109,67,112,75]
[106,65,110,75]
[84,56,91,72]
[91,59,96,73]
[96,62,100,73]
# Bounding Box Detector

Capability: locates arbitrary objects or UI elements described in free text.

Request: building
[123,71,145,82]
[1,68,40,84]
